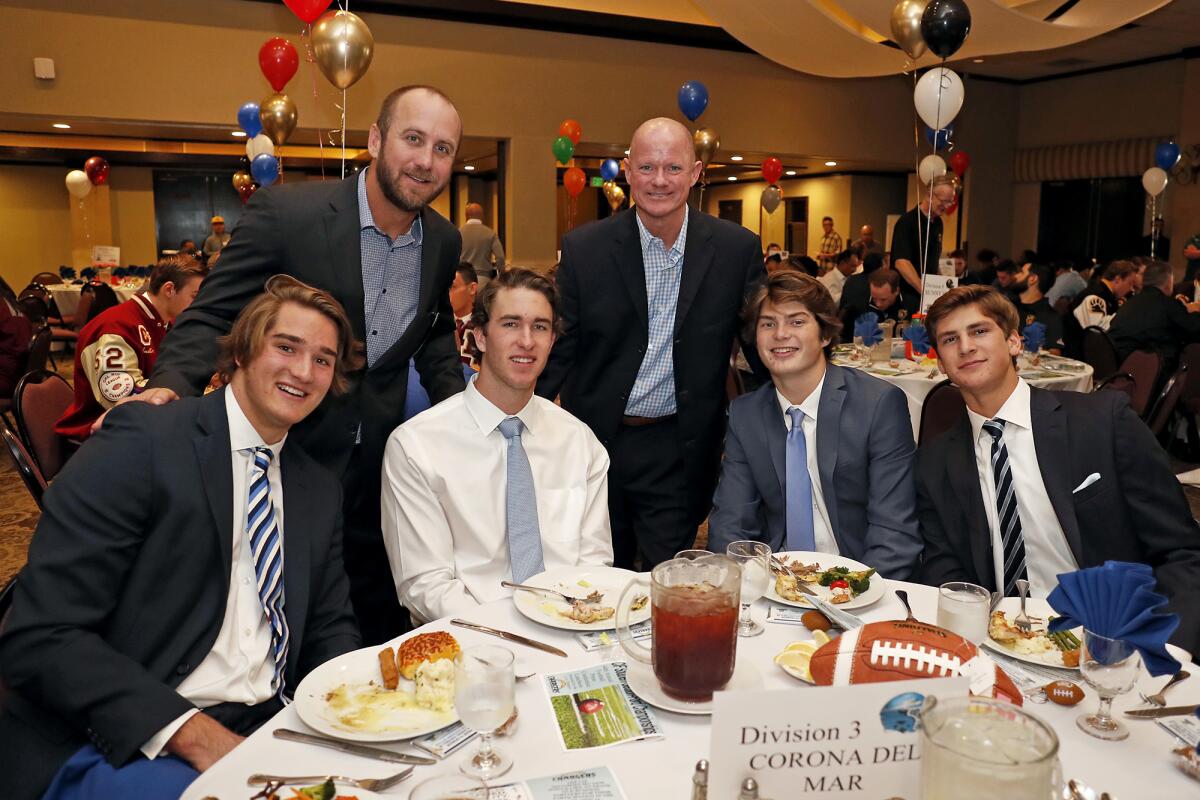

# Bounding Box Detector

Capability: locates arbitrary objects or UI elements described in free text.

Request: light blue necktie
[784,407,816,552]
[498,417,544,583]
[246,446,289,698]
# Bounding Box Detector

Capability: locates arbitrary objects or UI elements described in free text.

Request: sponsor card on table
[1159,715,1200,748]
[709,678,968,799]
[543,661,661,751]
[576,620,650,652]
[413,720,477,758]
[484,766,628,800]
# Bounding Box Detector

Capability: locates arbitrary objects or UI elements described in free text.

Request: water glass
[936,581,990,644]
[455,645,516,779]
[726,540,771,637]
[674,549,713,560]
[1077,629,1141,741]
[409,774,492,800]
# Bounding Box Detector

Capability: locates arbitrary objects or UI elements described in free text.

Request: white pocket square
[1072,473,1101,494]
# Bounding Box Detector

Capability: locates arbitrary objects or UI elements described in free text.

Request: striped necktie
[498,417,544,583]
[785,407,816,552]
[982,419,1029,596]
[246,446,290,697]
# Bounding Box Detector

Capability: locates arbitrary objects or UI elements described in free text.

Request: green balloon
[552,135,575,165]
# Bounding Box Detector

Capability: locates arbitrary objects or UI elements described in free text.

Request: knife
[450,618,569,657]
[1123,704,1200,719]
[273,727,437,764]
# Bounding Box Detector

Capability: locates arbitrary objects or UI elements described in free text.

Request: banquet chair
[1176,344,1200,459]
[13,369,73,481]
[1116,350,1163,418]
[1146,363,1187,445]
[1081,327,1119,383]
[918,379,966,447]
[1,423,46,510]
[84,282,120,325]
[31,272,62,286]
[25,327,51,375]
[0,576,15,635]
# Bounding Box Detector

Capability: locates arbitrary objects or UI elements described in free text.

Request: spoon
[895,590,917,622]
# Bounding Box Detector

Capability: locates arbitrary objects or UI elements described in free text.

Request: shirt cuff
[141,708,200,760]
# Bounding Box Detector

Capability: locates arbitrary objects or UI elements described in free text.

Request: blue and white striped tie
[982,419,1029,596]
[246,446,289,698]
[498,417,544,583]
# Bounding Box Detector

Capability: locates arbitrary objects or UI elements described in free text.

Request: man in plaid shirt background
[818,216,843,273]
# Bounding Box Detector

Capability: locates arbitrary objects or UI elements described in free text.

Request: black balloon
[921,0,971,59]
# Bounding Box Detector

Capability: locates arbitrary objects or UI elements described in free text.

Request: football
[1044,680,1085,706]
[808,619,1023,705]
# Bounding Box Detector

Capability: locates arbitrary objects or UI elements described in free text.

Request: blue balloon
[238,102,262,138]
[924,124,954,151]
[677,80,709,122]
[1155,141,1181,171]
[251,153,279,187]
[600,158,620,182]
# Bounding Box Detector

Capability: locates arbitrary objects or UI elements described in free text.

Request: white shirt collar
[774,370,827,426]
[225,385,287,457]
[966,377,1032,442]
[462,375,540,437]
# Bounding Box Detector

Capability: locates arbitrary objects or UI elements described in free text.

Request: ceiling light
[728,176,738,181]
[973,58,984,63]
[785,170,797,176]
[52,123,71,129]
[464,164,476,171]
[825,161,837,167]
[730,155,744,161]
[231,131,247,137]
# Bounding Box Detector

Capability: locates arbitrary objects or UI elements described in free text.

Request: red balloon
[259,37,299,93]
[558,119,582,146]
[949,150,970,177]
[563,167,586,198]
[945,194,959,215]
[239,182,260,204]
[762,156,783,186]
[282,0,333,24]
[84,156,110,186]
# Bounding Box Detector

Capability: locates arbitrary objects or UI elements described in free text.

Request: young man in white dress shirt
[382,268,613,623]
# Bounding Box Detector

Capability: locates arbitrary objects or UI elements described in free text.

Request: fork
[1014,579,1032,633]
[1142,669,1191,707]
[501,580,601,604]
[247,768,413,791]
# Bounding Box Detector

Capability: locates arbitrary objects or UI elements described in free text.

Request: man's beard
[375,150,439,213]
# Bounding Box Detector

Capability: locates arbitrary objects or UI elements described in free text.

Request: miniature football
[1044,680,1085,706]
[809,619,1023,705]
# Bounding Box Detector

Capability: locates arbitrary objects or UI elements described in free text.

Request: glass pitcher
[615,554,741,702]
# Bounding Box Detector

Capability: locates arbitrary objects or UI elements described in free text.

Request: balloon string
[922,64,947,295]
[303,23,326,181]
[340,89,348,179]
[911,69,925,292]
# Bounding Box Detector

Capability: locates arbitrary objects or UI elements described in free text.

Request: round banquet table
[182,580,1197,800]
[48,284,140,318]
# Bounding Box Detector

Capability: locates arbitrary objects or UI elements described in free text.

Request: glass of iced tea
[616,553,741,702]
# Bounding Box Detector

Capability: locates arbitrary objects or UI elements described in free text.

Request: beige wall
[702,174,853,257]
[0,165,73,289]
[849,174,907,249]
[108,167,157,266]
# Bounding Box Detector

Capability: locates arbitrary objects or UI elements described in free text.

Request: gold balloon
[232,170,253,191]
[311,9,375,91]
[603,181,626,212]
[259,92,298,147]
[890,0,929,61]
[693,128,720,167]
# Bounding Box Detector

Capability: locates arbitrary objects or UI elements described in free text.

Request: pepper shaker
[738,777,759,800]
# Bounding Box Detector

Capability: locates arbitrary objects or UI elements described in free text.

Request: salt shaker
[738,777,759,800]
[691,759,708,800]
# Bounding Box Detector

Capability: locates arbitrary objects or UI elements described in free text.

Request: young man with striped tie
[381,268,613,624]
[917,285,1200,653]
[0,276,364,799]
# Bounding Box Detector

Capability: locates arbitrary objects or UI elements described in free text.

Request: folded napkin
[853,312,883,347]
[58,266,76,280]
[1022,321,1046,353]
[902,323,931,355]
[1047,561,1181,677]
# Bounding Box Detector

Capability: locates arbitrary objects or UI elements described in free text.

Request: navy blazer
[707,364,922,580]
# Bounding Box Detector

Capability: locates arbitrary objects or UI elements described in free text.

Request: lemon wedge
[812,629,832,647]
[773,646,816,681]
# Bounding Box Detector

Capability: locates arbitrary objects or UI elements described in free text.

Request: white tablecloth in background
[182,580,1197,799]
[48,285,139,318]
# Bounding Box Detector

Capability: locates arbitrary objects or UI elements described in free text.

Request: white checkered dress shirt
[358,167,423,367]
[626,208,688,417]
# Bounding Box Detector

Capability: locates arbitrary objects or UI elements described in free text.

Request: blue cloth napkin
[1047,561,1181,677]
[1023,321,1046,353]
[853,312,882,347]
[902,323,931,355]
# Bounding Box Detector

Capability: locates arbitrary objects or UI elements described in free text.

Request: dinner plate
[624,657,763,715]
[293,647,459,742]
[511,566,649,631]
[765,551,886,611]
[980,597,1081,671]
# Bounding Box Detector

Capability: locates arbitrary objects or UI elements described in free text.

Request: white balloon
[918,154,947,185]
[914,67,964,131]
[1142,166,1168,197]
[246,134,275,160]
[65,169,92,199]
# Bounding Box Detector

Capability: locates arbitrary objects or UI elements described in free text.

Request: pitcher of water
[615,554,741,702]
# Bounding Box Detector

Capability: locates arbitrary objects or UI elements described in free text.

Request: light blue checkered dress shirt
[626,208,688,417]
[358,167,423,367]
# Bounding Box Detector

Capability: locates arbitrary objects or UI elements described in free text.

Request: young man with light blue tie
[707,270,922,580]
[381,269,613,623]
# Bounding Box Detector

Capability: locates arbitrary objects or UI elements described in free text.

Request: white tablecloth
[48,284,139,318]
[182,581,1197,799]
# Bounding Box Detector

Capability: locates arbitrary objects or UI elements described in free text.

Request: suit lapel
[324,176,366,342]
[1029,388,1085,561]
[943,416,996,587]
[757,384,786,491]
[613,211,649,330]
[193,391,234,586]
[815,365,845,536]
[280,442,311,669]
[674,211,715,336]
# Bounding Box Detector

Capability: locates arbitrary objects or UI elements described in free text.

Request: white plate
[511,566,649,631]
[624,657,763,715]
[765,551,885,611]
[980,597,1080,671]
[293,647,459,742]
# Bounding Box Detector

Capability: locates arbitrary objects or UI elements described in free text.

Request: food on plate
[773,562,875,603]
[397,631,461,681]
[818,566,876,594]
[801,610,832,632]
[829,579,852,605]
[630,594,649,612]
[378,646,399,690]
[291,779,335,800]
[559,601,615,624]
[773,630,832,682]
[988,611,1080,667]
[809,619,1023,705]
[415,657,456,711]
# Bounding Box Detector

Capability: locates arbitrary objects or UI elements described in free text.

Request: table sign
[921,274,956,313]
[937,257,956,277]
[487,766,628,800]
[708,677,968,799]
[91,245,120,266]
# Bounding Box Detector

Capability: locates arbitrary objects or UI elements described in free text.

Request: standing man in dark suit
[122,86,467,644]
[0,277,362,799]
[917,285,1200,652]
[537,117,764,568]
[707,271,921,579]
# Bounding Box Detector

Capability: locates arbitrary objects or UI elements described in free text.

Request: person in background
[56,256,207,441]
[855,225,884,263]
[449,261,480,368]
[178,240,199,260]
[1108,260,1200,366]
[1046,258,1091,314]
[458,202,505,289]
[971,248,999,286]
[1183,232,1200,285]
[817,216,843,273]
[765,252,786,274]
[991,259,1020,300]
[840,267,908,331]
[202,217,230,260]
[1011,262,1064,354]
[948,249,978,285]
[890,178,954,314]
[1140,217,1171,262]
[0,289,33,399]
[818,248,860,306]
[1071,260,1137,331]
[838,250,884,321]
[765,242,783,263]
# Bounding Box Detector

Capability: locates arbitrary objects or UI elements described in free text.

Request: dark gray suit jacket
[707,365,922,580]
[0,390,360,798]
[917,387,1200,653]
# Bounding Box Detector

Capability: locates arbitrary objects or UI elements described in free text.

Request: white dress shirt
[819,268,851,305]
[966,378,1079,597]
[141,387,282,758]
[382,377,614,622]
[775,376,839,556]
